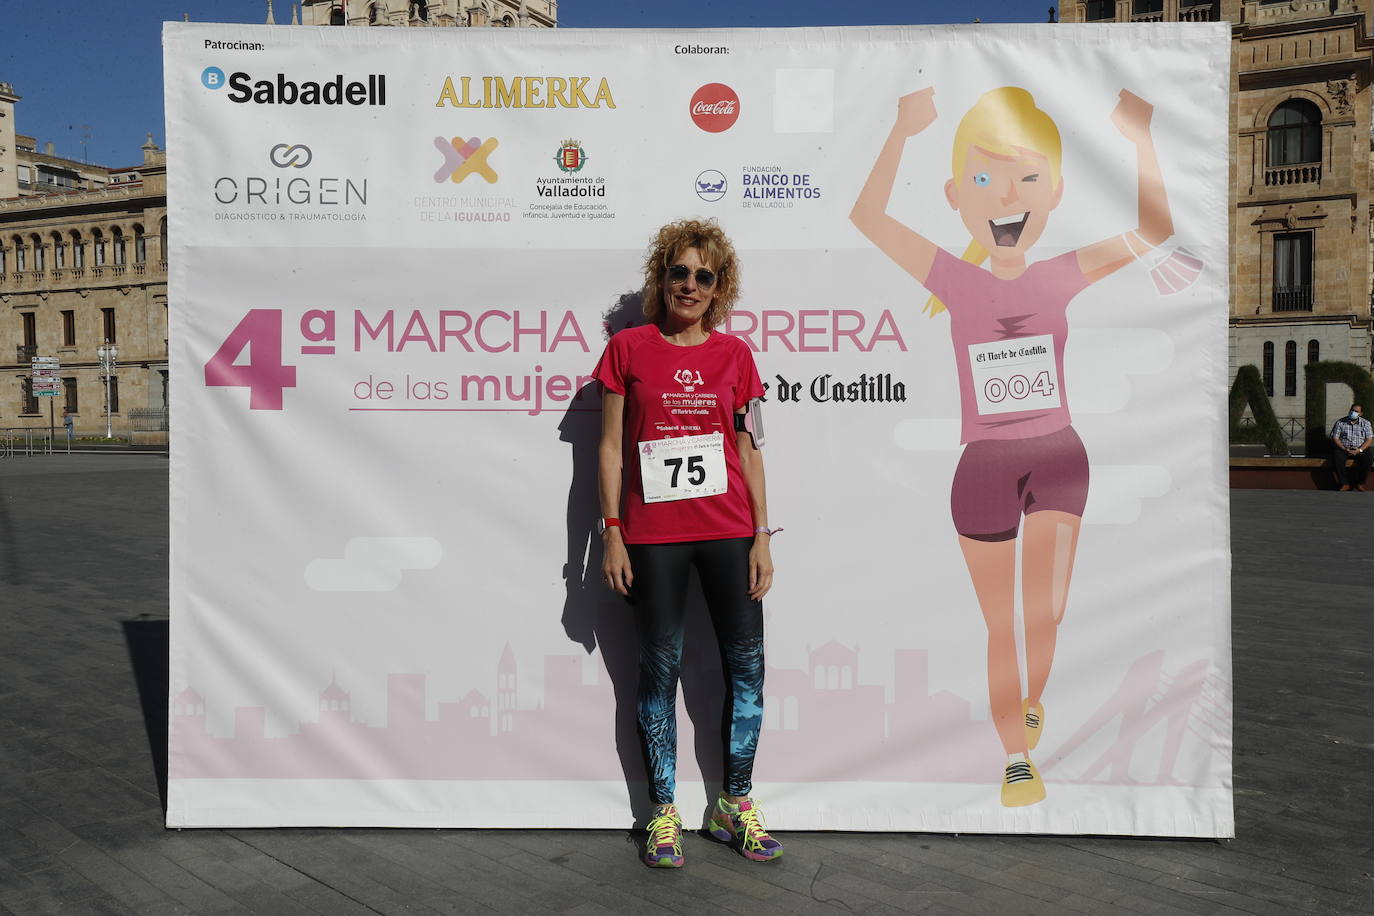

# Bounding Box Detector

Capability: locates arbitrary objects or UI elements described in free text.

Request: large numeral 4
[203,309,298,410]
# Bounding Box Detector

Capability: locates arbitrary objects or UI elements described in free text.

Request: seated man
[1328,404,1373,491]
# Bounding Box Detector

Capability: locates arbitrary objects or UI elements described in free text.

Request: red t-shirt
[592,324,766,544]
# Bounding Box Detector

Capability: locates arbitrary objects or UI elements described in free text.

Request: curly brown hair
[641,218,741,331]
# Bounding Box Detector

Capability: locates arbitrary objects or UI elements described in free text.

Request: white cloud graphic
[893,417,962,452]
[305,537,442,592]
[1067,328,1174,414]
[1083,465,1172,525]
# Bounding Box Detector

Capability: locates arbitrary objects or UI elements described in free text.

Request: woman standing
[594,219,783,867]
[850,86,1172,807]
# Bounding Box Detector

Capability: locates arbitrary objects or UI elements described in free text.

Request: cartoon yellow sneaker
[1001,755,1047,807]
[1023,698,1044,751]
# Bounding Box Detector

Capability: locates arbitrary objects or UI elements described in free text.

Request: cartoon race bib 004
[967,334,1062,416]
[638,432,727,504]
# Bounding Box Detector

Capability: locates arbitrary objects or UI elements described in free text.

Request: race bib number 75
[639,432,727,504]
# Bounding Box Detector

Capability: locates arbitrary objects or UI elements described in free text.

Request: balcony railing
[0,260,167,289]
[1180,3,1218,22]
[1273,286,1313,312]
[1265,164,1322,186]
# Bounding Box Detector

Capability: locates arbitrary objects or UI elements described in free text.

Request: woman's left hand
[1111,89,1154,144]
[748,537,774,601]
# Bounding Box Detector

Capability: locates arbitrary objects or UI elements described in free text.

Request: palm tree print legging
[625,537,765,806]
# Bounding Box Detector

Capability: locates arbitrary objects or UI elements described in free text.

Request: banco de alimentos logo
[433,136,500,184]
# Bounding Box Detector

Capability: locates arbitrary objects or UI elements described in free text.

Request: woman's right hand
[601,532,633,597]
[894,88,937,137]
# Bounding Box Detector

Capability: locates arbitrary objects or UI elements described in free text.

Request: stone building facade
[0,83,167,441]
[1060,1,1374,445]
[294,0,556,28]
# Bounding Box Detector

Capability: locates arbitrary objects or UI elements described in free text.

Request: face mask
[1351,412,1362,421]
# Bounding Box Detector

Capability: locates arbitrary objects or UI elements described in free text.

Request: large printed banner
[165,22,1233,834]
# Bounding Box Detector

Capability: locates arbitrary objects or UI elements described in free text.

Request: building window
[1284,341,1297,398]
[0,247,5,274]
[1085,0,1116,19]
[330,6,346,25]
[102,308,117,343]
[21,311,36,349]
[1307,340,1320,366]
[71,232,84,268]
[94,230,106,266]
[13,238,24,272]
[52,233,64,268]
[21,378,38,415]
[159,219,168,264]
[1273,232,1313,311]
[113,228,126,266]
[63,377,77,413]
[30,235,44,272]
[1267,100,1321,167]
[1262,341,1274,396]
[134,225,147,263]
[1133,1,1163,12]
[106,376,120,415]
[62,310,76,346]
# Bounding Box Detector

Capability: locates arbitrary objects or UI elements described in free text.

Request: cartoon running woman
[850,86,1172,806]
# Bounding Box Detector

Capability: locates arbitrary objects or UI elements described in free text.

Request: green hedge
[1228,364,1288,456]
[1305,361,1374,456]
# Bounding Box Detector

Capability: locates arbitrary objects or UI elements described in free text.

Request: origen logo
[690,83,739,133]
[433,136,499,184]
[269,144,312,169]
[673,369,704,392]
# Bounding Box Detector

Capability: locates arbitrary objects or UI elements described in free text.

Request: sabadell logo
[200,66,387,106]
[690,83,739,133]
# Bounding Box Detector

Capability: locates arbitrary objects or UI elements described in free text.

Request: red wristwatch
[597,517,621,535]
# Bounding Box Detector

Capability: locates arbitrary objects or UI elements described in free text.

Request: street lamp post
[97,341,118,439]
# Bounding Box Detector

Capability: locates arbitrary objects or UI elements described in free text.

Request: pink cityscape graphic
[169,642,1229,786]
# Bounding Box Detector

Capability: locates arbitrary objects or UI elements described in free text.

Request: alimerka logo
[201,67,387,106]
[690,83,739,133]
[435,76,616,109]
[433,136,500,184]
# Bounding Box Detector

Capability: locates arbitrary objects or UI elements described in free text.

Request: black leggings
[626,537,765,805]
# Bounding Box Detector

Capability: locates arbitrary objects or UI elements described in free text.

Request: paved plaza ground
[0,455,1369,914]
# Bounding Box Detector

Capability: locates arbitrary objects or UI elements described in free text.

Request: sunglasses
[666,264,717,289]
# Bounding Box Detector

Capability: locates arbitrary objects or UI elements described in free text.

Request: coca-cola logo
[690,83,740,133]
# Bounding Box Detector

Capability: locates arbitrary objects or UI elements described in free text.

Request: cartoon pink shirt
[923,248,1092,444]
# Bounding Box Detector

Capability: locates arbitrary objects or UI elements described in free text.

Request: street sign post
[31,356,61,451]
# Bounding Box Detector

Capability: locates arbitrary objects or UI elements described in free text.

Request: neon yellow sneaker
[643,804,684,868]
[707,796,783,862]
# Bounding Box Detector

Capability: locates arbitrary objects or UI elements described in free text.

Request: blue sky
[0,2,1051,166]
